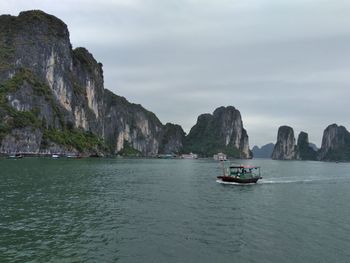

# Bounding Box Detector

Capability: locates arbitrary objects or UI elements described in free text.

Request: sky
[1,0,350,147]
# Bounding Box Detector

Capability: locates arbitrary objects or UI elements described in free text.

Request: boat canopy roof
[229,165,260,169]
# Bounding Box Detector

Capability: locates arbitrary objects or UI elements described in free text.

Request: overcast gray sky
[2,0,350,147]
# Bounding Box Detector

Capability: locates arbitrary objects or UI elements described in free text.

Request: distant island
[252,143,275,158]
[270,125,350,162]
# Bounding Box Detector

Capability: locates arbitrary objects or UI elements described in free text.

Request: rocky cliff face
[271,126,298,160]
[184,106,251,158]
[0,11,107,154]
[0,10,183,155]
[318,124,350,161]
[0,11,104,134]
[297,131,317,160]
[103,90,186,155]
[104,90,161,155]
[159,123,185,154]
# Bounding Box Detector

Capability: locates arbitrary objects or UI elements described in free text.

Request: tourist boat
[217,165,262,184]
[52,154,60,158]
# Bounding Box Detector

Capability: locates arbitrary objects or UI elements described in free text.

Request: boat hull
[217,176,261,184]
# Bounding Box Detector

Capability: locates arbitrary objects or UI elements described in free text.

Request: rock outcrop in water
[184,106,251,158]
[252,143,274,158]
[318,124,350,161]
[0,10,184,155]
[270,124,350,162]
[297,131,317,160]
[271,126,298,160]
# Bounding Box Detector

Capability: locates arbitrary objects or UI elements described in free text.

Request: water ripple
[0,158,350,262]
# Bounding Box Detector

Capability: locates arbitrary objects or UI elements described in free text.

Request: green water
[1,158,350,262]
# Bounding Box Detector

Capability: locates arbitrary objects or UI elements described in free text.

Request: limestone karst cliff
[0,10,184,155]
[0,11,105,154]
[159,123,186,154]
[271,124,350,162]
[103,90,185,155]
[271,126,298,160]
[297,131,317,160]
[184,106,251,158]
[318,124,350,161]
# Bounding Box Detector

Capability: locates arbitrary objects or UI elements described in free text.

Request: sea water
[1,158,350,262]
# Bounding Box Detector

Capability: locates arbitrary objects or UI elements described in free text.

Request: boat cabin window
[230,168,240,174]
[227,166,260,178]
[230,167,258,174]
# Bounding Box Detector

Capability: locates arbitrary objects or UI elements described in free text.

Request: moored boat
[7,153,23,159]
[181,152,198,159]
[213,152,227,161]
[157,154,176,159]
[217,165,262,184]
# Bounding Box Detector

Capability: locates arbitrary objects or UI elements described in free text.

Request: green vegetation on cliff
[117,141,142,157]
[17,10,68,38]
[73,47,103,76]
[42,128,106,152]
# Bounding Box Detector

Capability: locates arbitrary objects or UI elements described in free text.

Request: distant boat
[8,153,23,159]
[217,164,262,184]
[181,153,198,159]
[157,154,176,159]
[213,152,227,161]
[89,153,103,158]
[52,154,60,158]
[66,153,78,158]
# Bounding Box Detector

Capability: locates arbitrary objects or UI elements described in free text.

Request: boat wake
[217,177,340,185]
[260,177,338,184]
[261,179,313,184]
[216,180,257,185]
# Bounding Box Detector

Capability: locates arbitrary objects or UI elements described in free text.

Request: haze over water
[1,158,350,262]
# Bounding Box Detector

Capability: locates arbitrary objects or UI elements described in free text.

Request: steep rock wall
[271,126,298,160]
[297,131,317,160]
[103,90,184,155]
[0,11,105,153]
[318,124,350,161]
